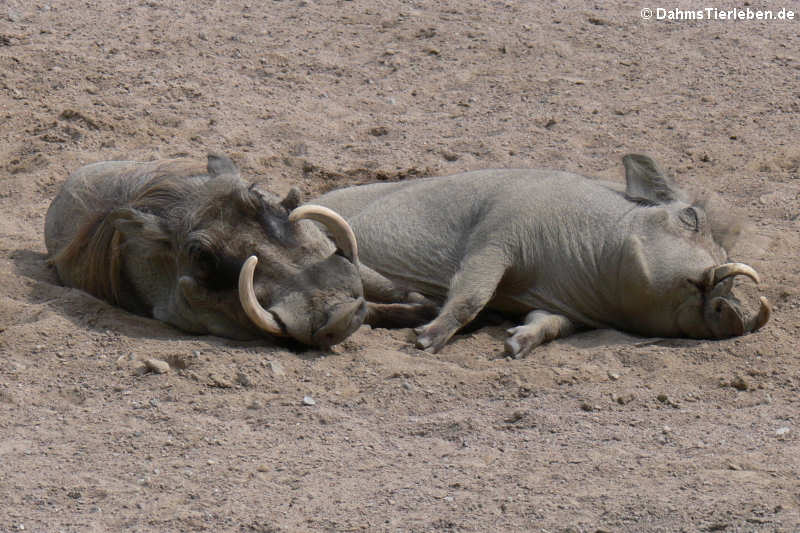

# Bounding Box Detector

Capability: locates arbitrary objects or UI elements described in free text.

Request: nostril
[312,298,365,347]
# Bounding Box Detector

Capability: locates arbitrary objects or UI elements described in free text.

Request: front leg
[504,309,576,358]
[415,246,510,353]
[358,264,440,329]
[359,264,437,306]
[364,301,439,329]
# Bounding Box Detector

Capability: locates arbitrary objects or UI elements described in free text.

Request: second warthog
[315,154,771,356]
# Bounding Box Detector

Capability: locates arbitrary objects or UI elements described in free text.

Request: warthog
[314,154,771,356]
[45,153,376,348]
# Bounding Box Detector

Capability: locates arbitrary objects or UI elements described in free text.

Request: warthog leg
[504,310,576,358]
[364,301,440,329]
[357,263,440,328]
[415,245,509,353]
[357,264,435,304]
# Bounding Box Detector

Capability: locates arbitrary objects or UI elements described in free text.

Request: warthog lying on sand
[314,154,771,356]
[45,153,429,348]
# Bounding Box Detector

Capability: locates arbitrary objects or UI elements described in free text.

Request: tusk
[707,262,761,287]
[289,204,358,264]
[238,255,284,336]
[750,296,772,332]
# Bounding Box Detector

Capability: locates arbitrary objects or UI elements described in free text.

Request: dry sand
[1,1,798,531]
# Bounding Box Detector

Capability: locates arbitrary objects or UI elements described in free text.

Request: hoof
[504,337,522,358]
[415,335,432,350]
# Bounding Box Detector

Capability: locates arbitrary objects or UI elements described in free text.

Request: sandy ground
[1,1,799,531]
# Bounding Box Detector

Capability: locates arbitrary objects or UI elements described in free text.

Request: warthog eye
[194,250,216,276]
[679,206,700,232]
[188,244,240,291]
[188,246,216,280]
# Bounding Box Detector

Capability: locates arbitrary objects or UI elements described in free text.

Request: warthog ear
[207,153,239,177]
[623,154,679,204]
[110,207,170,248]
[280,187,303,211]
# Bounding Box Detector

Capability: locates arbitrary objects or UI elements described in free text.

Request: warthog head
[618,154,770,339]
[48,154,366,347]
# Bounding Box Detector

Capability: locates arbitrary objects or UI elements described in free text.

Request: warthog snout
[238,204,366,348]
[309,296,367,347]
[701,262,771,338]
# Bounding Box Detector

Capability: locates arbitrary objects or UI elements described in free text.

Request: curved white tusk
[751,296,772,332]
[238,255,284,336]
[289,204,358,264]
[708,262,761,287]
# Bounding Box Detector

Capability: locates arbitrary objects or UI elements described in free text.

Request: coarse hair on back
[50,159,210,307]
[51,209,126,305]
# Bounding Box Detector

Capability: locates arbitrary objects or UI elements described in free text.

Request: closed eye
[679,207,699,232]
[187,243,241,291]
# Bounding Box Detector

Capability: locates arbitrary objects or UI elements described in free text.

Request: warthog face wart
[45,153,366,348]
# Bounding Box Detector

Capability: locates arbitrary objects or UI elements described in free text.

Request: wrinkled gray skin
[45,154,372,348]
[315,154,771,356]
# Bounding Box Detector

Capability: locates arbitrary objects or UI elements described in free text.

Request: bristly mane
[51,159,207,309]
[52,210,126,305]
